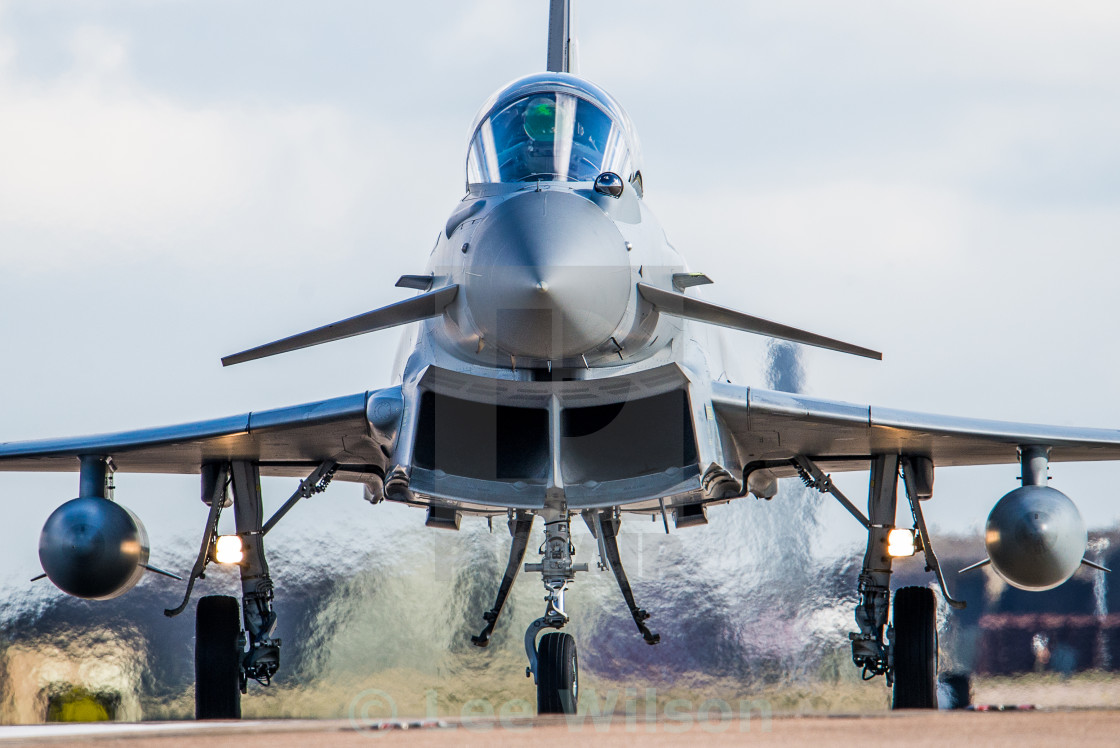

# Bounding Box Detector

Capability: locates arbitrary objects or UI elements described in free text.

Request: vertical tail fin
[547,0,571,72]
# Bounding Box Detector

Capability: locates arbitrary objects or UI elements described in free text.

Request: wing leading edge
[0,391,384,480]
[710,381,1120,476]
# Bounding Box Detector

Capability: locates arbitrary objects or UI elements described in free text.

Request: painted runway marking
[0,720,325,742]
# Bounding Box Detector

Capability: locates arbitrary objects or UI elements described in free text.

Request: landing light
[887,528,918,558]
[214,535,244,564]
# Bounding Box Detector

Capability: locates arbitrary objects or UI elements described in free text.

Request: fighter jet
[2,0,1114,719]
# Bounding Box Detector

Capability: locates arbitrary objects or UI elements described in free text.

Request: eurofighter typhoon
[2,0,1112,718]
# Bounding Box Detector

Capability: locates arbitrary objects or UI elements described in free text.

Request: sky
[2,0,1120,588]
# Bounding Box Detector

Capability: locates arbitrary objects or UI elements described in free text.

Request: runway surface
[2,710,1119,747]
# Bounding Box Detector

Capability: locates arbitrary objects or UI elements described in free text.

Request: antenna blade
[141,563,184,581]
[547,0,570,72]
[1081,558,1111,573]
[222,285,459,367]
[637,283,882,361]
[958,558,992,575]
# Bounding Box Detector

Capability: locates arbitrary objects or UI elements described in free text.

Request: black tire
[196,595,242,720]
[891,586,937,709]
[536,632,578,715]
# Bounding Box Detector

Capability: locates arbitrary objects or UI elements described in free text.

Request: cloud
[585,0,1120,89]
[677,180,967,269]
[0,21,387,271]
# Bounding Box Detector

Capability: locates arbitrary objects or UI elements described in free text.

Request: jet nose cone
[463,190,631,361]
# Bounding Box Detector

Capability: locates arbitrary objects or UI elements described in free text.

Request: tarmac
[1,710,1119,747]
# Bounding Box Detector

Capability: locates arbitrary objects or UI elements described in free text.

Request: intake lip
[462,189,631,361]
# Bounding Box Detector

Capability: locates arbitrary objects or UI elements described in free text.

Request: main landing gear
[472,505,659,714]
[167,460,336,720]
[795,453,962,710]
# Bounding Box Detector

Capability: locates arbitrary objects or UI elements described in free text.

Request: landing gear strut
[798,453,942,709]
[523,508,587,714]
[170,460,336,719]
[194,461,280,720]
[230,461,281,690]
[472,511,535,647]
[849,454,898,683]
[848,455,939,709]
[471,505,660,715]
[584,510,659,645]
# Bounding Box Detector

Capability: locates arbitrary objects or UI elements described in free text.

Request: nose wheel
[536,632,579,714]
[520,509,586,715]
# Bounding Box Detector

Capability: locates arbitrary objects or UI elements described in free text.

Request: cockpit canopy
[466,73,642,187]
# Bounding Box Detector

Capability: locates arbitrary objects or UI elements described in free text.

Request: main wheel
[891,586,937,709]
[536,632,578,715]
[196,595,242,720]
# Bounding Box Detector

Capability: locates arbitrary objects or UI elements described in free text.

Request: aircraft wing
[710,381,1120,478]
[0,391,385,481]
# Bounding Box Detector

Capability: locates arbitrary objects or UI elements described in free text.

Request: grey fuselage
[396,181,719,380]
[374,87,736,516]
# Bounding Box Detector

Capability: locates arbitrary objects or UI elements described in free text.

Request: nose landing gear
[472,504,660,715]
[523,508,587,715]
